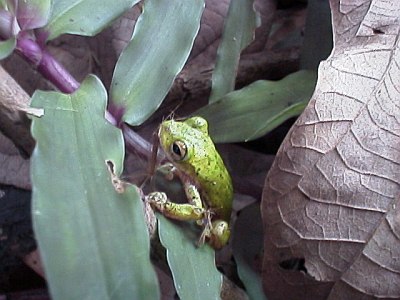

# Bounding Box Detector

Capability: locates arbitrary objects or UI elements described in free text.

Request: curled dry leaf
[261,1,400,299]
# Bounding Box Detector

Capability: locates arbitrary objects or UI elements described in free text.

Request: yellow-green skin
[148,116,233,249]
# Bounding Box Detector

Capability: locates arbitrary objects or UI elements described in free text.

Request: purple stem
[16,33,79,93]
[37,50,79,93]
[122,122,165,164]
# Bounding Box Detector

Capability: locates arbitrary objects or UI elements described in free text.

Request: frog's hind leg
[208,220,230,249]
[196,211,230,249]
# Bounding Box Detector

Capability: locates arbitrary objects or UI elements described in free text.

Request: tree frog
[147,116,233,249]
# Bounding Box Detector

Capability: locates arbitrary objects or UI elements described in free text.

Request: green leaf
[0,37,15,59]
[45,0,139,40]
[232,204,266,300]
[236,262,266,300]
[110,0,204,126]
[17,0,51,29]
[195,70,317,143]
[158,215,222,300]
[30,75,159,300]
[209,0,259,103]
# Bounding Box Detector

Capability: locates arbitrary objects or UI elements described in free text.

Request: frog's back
[192,147,233,221]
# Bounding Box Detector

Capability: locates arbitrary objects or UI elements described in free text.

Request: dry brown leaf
[0,66,35,155]
[261,0,400,299]
[23,249,45,278]
[0,133,30,190]
[186,0,277,72]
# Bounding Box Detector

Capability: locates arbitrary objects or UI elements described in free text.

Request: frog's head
[158,116,209,164]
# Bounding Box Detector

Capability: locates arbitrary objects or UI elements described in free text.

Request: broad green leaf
[17,0,51,30]
[30,75,159,300]
[110,0,204,126]
[196,70,317,143]
[45,0,139,40]
[158,215,222,300]
[0,36,15,59]
[209,0,259,103]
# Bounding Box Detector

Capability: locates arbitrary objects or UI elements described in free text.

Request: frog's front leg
[147,183,205,221]
[147,182,230,249]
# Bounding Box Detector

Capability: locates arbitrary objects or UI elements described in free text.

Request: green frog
[147,116,233,249]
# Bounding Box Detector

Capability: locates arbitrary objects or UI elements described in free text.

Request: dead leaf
[0,65,35,154]
[186,0,277,71]
[0,132,30,190]
[23,249,45,278]
[261,1,400,299]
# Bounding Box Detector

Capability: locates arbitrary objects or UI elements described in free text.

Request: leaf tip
[25,107,44,117]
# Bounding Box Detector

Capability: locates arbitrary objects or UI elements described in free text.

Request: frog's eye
[170,140,187,161]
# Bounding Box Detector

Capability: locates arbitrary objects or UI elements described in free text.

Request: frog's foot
[147,191,205,221]
[146,192,168,212]
[197,210,214,246]
[198,219,230,249]
[196,208,214,227]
